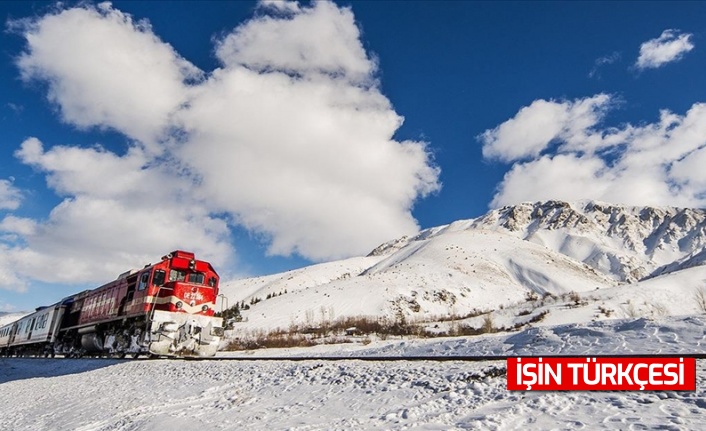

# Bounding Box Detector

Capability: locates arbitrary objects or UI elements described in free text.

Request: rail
[4,353,706,362]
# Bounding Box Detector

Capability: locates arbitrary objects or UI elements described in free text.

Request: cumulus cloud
[13,2,201,147]
[635,29,694,70]
[216,1,374,85]
[258,0,302,14]
[480,94,613,162]
[480,96,706,208]
[177,0,439,260]
[0,180,22,210]
[0,137,233,290]
[2,1,439,290]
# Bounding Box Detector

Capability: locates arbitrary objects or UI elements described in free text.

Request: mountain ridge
[220,200,706,331]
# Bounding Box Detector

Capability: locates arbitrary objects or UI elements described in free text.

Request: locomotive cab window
[137,271,150,291]
[188,272,205,284]
[153,269,166,287]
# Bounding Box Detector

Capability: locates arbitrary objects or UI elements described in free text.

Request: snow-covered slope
[223,229,616,331]
[219,255,386,304]
[221,200,706,332]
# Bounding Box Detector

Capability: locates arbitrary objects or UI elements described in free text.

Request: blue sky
[1,1,706,311]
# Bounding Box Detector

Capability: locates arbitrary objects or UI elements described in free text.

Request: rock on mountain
[468,200,706,282]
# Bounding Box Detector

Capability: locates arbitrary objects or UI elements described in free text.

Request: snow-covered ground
[220,315,706,358]
[2,315,706,431]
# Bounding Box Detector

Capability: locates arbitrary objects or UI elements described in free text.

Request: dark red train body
[0,251,224,358]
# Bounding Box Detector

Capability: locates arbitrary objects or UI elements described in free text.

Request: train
[0,250,225,358]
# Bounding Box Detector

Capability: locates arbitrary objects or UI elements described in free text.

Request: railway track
[5,353,706,362]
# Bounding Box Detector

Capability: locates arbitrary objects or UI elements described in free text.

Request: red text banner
[507,357,696,391]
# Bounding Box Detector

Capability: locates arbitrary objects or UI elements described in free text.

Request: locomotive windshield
[188,272,205,284]
[167,269,207,285]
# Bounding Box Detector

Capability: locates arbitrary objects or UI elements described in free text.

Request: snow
[2,315,706,430]
[218,315,706,358]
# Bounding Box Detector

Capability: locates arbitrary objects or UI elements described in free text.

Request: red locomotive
[0,250,224,358]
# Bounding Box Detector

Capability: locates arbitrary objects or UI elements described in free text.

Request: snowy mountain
[220,200,706,332]
[469,200,706,283]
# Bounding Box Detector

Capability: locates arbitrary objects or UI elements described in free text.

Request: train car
[0,303,65,356]
[3,250,224,358]
[0,321,14,353]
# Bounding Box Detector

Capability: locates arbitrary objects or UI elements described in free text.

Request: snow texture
[2,316,706,430]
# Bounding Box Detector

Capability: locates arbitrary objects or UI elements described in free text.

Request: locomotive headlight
[175,301,183,309]
[163,322,179,332]
[201,305,209,312]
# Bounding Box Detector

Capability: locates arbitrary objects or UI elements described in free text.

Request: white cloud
[0,301,18,312]
[480,94,612,162]
[491,154,610,208]
[14,3,200,148]
[3,1,439,291]
[0,180,22,210]
[177,1,439,260]
[589,51,620,79]
[0,244,27,292]
[216,1,375,86]
[15,137,154,199]
[636,29,694,70]
[258,0,302,14]
[1,138,233,287]
[0,215,37,237]
[481,97,706,209]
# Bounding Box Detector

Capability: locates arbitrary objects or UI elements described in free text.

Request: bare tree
[694,287,706,313]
